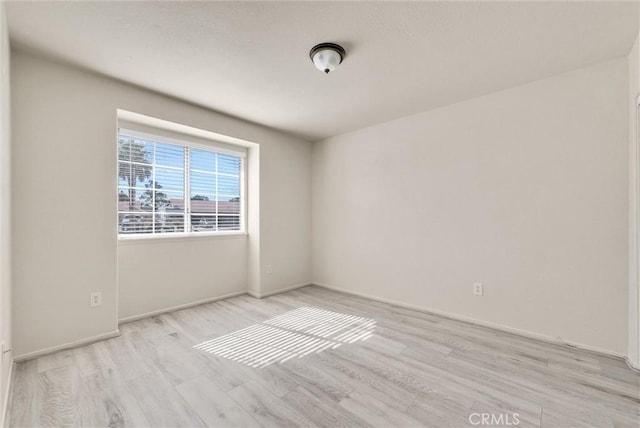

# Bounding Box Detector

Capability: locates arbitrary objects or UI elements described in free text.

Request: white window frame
[117,127,247,240]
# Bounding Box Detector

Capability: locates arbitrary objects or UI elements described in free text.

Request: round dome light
[309,42,346,74]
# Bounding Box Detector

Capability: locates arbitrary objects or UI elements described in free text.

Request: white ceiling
[6,1,639,141]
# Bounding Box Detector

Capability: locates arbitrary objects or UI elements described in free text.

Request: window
[118,129,244,237]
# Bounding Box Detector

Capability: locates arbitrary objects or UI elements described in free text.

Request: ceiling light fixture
[309,42,346,74]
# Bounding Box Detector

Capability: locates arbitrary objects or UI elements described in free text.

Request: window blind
[117,128,244,236]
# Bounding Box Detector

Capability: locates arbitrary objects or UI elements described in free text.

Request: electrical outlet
[266,264,273,275]
[90,291,102,307]
[473,282,483,296]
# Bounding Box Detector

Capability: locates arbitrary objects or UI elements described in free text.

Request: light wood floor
[8,285,640,427]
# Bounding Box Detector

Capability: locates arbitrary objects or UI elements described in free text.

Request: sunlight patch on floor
[193,306,376,368]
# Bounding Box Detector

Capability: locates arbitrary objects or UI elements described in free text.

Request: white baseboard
[247,282,312,299]
[624,357,640,373]
[14,330,121,362]
[119,290,248,324]
[1,358,14,428]
[313,283,629,362]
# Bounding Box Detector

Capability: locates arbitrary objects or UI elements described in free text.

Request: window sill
[118,231,248,245]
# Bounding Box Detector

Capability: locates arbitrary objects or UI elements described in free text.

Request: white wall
[259,137,313,295]
[12,50,312,358]
[118,236,248,320]
[0,2,12,424]
[312,58,629,355]
[629,33,640,367]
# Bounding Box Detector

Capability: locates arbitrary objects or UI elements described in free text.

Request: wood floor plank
[540,405,616,428]
[407,390,475,428]
[77,375,151,428]
[8,360,42,428]
[338,389,423,428]
[282,385,371,428]
[312,349,419,411]
[127,370,206,427]
[273,357,353,402]
[227,379,314,427]
[176,375,260,427]
[100,333,154,382]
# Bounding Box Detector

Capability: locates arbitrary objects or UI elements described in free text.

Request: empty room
[0,0,639,427]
